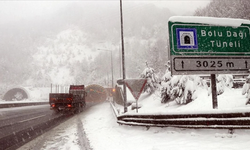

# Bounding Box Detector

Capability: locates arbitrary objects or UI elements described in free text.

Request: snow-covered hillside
[31,27,99,85]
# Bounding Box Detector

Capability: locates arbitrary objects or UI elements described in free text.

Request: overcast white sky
[0,1,69,24]
[139,0,210,14]
[0,0,210,24]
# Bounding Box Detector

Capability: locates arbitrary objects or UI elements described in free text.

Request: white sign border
[171,55,250,75]
[170,24,250,55]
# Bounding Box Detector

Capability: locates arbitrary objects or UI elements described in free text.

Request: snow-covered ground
[123,87,250,114]
[18,87,250,150]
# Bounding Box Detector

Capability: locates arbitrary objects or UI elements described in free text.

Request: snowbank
[123,87,250,115]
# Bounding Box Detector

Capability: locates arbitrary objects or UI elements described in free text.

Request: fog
[0,1,210,24]
[0,0,210,93]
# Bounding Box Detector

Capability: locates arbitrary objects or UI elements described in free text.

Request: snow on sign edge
[169,16,250,27]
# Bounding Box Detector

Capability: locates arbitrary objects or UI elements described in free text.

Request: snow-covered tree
[195,0,250,20]
[140,62,159,94]
[242,75,250,105]
[160,62,206,105]
[161,75,201,104]
[216,74,233,95]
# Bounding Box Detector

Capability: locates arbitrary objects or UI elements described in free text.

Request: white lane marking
[18,114,47,123]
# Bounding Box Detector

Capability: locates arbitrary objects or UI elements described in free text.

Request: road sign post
[211,74,218,109]
[168,16,250,109]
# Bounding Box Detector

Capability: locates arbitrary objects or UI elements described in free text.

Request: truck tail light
[67,98,72,101]
[67,104,72,108]
[51,104,55,108]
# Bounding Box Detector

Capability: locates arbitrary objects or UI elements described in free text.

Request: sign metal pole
[120,0,127,113]
[210,74,218,109]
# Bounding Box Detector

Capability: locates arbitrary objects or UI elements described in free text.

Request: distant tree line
[194,0,250,19]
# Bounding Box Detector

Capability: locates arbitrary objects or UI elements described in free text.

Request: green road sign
[168,16,250,75]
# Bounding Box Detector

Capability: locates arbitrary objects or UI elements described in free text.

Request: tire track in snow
[76,115,92,150]
[17,115,80,150]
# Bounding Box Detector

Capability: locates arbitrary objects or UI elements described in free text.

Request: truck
[49,85,86,113]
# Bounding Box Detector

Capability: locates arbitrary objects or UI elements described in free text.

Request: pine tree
[140,62,159,94]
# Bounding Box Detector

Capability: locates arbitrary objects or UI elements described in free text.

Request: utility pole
[120,0,127,113]
[111,50,113,87]
[97,49,114,88]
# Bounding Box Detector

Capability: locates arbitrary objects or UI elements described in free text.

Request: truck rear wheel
[78,103,84,113]
[80,102,85,112]
[72,103,81,114]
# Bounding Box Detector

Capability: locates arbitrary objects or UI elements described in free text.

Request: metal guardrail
[110,101,119,118]
[0,113,69,150]
[113,85,124,106]
[116,113,250,129]
[0,102,48,108]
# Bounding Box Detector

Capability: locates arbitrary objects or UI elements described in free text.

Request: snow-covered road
[18,101,250,150]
